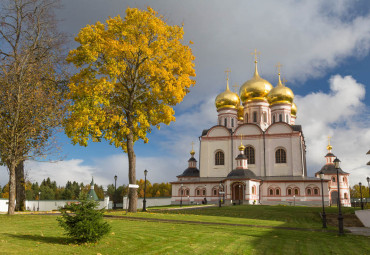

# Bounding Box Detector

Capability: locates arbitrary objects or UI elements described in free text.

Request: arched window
[224,118,227,127]
[202,189,206,196]
[275,188,280,196]
[273,115,276,123]
[275,148,287,163]
[343,177,347,183]
[185,189,190,196]
[269,188,274,196]
[196,189,200,196]
[215,151,224,165]
[252,186,256,195]
[287,188,292,196]
[245,113,248,123]
[231,118,234,127]
[313,188,319,196]
[294,188,299,196]
[332,177,336,182]
[219,118,222,125]
[307,188,312,195]
[253,111,257,123]
[344,193,348,199]
[279,114,282,122]
[263,112,267,122]
[244,146,255,164]
[212,186,219,196]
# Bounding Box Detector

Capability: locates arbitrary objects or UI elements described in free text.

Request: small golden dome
[215,77,240,110]
[326,144,332,152]
[291,102,297,117]
[238,142,245,151]
[237,105,244,121]
[267,73,294,105]
[240,60,273,103]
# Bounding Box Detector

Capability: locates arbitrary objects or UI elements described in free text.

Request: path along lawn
[0,205,368,255]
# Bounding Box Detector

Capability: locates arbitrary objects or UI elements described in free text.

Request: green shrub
[57,199,111,243]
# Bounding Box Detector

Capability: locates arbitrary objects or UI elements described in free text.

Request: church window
[294,188,299,195]
[272,115,276,123]
[263,112,267,122]
[343,177,347,183]
[252,186,256,195]
[180,189,184,196]
[244,146,255,164]
[275,188,280,196]
[224,118,227,127]
[215,151,225,165]
[287,188,292,196]
[279,114,282,122]
[275,148,287,163]
[253,111,257,123]
[196,189,200,196]
[185,189,190,196]
[202,189,206,196]
[219,118,222,125]
[231,118,234,127]
[269,188,274,196]
[332,177,335,183]
[314,188,319,195]
[307,188,312,195]
[245,113,248,123]
[344,193,348,199]
[213,189,217,196]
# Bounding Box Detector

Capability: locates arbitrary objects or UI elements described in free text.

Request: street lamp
[333,157,344,235]
[142,170,148,212]
[319,171,327,228]
[359,182,364,210]
[238,184,241,205]
[114,175,117,210]
[180,184,183,207]
[37,191,41,211]
[293,195,296,206]
[219,182,222,207]
[367,177,370,206]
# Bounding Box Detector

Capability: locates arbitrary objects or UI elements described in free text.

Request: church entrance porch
[231,182,245,204]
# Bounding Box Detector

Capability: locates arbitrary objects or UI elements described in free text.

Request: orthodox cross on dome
[251,48,260,62]
[232,83,239,93]
[190,141,195,156]
[282,78,288,86]
[327,136,332,152]
[225,68,231,90]
[275,62,282,75]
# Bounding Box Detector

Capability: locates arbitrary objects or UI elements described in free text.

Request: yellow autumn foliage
[64,7,196,152]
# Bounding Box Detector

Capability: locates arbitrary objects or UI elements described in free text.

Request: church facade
[171,54,351,207]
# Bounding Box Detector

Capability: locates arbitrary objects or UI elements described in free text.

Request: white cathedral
[171,54,351,207]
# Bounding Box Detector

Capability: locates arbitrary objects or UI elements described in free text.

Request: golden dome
[267,73,294,105]
[238,142,245,151]
[237,105,244,121]
[239,60,273,103]
[291,102,297,117]
[215,77,240,110]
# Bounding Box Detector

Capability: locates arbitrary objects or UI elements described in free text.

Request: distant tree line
[0,178,172,202]
[350,184,370,199]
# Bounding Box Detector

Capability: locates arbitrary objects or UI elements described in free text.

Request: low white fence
[122,197,172,210]
[0,197,110,212]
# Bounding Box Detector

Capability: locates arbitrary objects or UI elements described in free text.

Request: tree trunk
[15,161,25,211]
[127,132,137,212]
[8,163,16,215]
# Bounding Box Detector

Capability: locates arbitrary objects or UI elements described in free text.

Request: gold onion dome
[237,105,244,121]
[215,78,240,110]
[267,73,294,105]
[238,142,245,151]
[291,102,297,116]
[239,60,273,103]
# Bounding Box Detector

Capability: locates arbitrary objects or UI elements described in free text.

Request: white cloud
[295,75,370,186]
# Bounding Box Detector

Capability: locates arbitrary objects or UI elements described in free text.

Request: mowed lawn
[0,205,368,255]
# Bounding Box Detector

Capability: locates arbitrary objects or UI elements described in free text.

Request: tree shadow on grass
[5,233,71,245]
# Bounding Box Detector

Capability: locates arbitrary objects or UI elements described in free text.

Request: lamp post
[333,157,344,235]
[293,195,296,206]
[37,191,41,211]
[219,183,222,207]
[238,184,241,205]
[359,182,364,210]
[114,175,117,210]
[180,184,183,207]
[319,171,327,228]
[366,177,370,206]
[142,170,148,212]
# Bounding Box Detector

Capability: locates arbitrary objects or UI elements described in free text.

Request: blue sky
[1,0,370,188]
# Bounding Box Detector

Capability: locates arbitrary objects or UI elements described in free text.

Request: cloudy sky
[1,0,370,188]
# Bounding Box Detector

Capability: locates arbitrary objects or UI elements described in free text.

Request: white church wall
[200,138,231,177]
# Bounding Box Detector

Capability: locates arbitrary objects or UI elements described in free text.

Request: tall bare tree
[0,0,67,214]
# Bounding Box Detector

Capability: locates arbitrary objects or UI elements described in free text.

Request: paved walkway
[345,227,370,237]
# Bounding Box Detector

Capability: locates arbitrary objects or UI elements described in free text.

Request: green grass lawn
[0,205,369,254]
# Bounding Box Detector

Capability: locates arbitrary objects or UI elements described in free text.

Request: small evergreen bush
[57,199,111,243]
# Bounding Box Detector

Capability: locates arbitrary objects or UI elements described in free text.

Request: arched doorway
[232,183,244,202]
[331,191,338,206]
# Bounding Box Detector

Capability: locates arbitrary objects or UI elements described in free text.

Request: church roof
[227,169,258,179]
[325,153,335,157]
[291,125,302,132]
[261,176,321,181]
[87,188,99,201]
[315,164,349,175]
[235,154,248,160]
[188,157,197,162]
[177,167,200,177]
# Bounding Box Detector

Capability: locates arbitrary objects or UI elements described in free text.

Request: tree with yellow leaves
[65,7,196,212]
